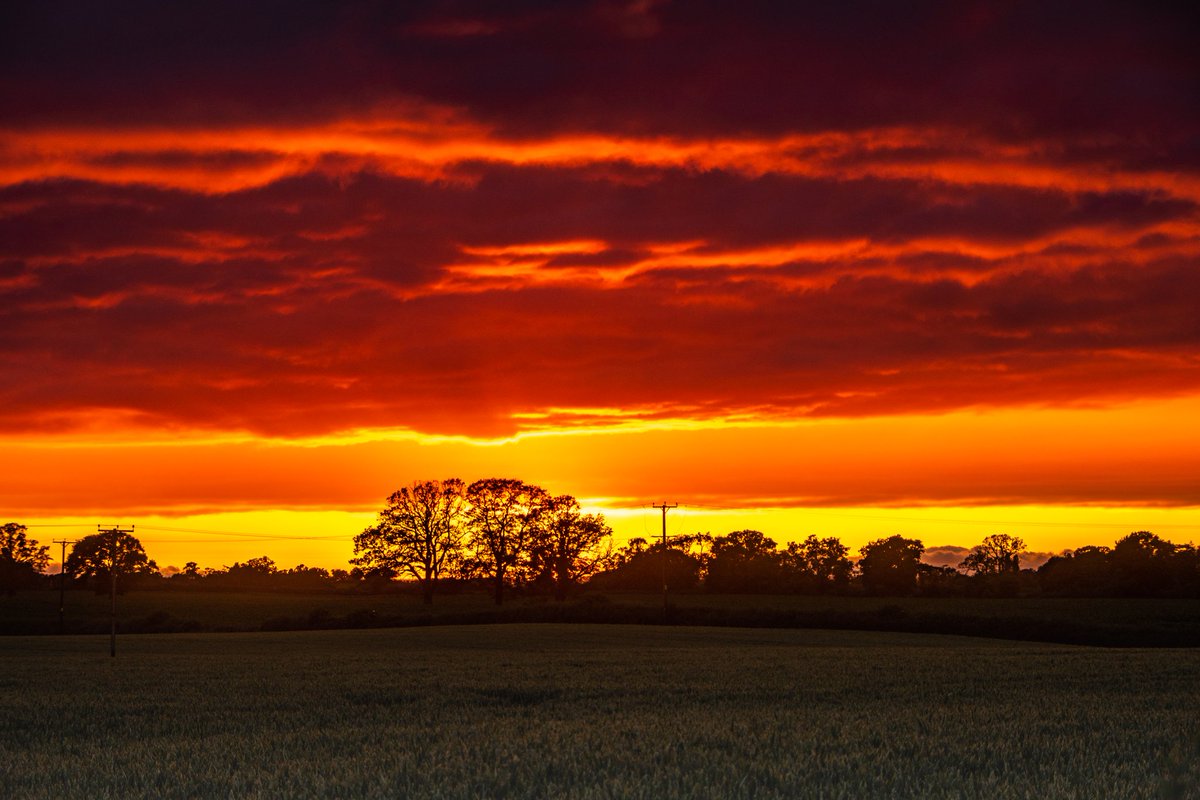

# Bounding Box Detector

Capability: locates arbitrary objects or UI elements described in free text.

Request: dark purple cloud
[3,1,1197,153]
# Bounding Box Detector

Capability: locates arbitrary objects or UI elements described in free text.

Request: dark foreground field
[1,625,1198,799]
[4,589,1200,646]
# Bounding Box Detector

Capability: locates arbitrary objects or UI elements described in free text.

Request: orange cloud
[5,122,1199,203]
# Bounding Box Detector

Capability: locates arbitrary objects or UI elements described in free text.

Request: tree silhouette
[353,479,468,604]
[65,530,157,594]
[465,478,549,605]
[959,534,1025,575]
[1038,545,1113,596]
[859,535,924,595]
[1037,532,1198,597]
[706,530,781,593]
[230,556,277,575]
[782,535,853,593]
[208,556,277,589]
[591,536,704,592]
[1,522,49,596]
[529,495,613,600]
[1109,530,1183,596]
[917,563,968,596]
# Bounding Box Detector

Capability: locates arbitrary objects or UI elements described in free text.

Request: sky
[2,1,1199,571]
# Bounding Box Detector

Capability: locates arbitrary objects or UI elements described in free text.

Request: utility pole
[652,503,677,623]
[52,539,78,635]
[98,524,134,658]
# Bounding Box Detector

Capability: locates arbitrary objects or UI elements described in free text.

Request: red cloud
[0,1,1197,513]
[0,145,1197,440]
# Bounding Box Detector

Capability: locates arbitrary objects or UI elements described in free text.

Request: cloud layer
[1,1,1198,509]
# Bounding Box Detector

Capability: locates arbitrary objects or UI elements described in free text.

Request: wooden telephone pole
[52,539,78,634]
[98,524,134,657]
[652,503,677,623]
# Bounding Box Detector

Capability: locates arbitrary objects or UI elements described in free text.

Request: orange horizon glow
[21,504,1200,576]
[5,396,1200,569]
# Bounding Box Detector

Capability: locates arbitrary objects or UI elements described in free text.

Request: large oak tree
[465,478,548,605]
[353,479,467,605]
[66,530,157,593]
[783,535,853,592]
[530,495,613,600]
[858,535,924,596]
[959,534,1025,575]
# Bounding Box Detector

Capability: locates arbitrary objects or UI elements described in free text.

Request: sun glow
[6,394,1200,568]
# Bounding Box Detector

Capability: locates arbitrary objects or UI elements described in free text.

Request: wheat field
[1,624,1197,799]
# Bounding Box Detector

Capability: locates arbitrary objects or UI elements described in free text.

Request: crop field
[1,625,1198,799]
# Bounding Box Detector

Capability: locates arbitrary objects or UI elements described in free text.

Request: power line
[137,525,350,541]
[26,503,1200,533]
[26,524,353,539]
[136,538,341,544]
[652,504,1200,530]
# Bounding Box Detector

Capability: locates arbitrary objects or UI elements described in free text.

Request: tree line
[0,479,616,605]
[3,481,1198,599]
[592,529,1200,598]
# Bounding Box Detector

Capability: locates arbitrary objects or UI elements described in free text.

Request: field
[1,624,1198,799]
[4,589,1200,646]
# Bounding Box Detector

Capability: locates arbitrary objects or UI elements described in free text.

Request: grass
[3,589,1200,646]
[1,625,1199,799]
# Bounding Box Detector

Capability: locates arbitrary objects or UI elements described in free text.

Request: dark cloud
[921,545,969,568]
[1017,551,1060,570]
[921,545,1058,570]
[7,166,1191,266]
[2,1,1197,159]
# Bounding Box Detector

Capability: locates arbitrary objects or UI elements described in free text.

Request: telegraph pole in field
[52,539,78,635]
[652,503,677,623]
[98,524,134,657]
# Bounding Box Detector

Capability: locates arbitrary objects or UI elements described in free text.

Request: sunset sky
[2,1,1198,571]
